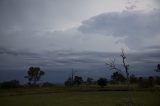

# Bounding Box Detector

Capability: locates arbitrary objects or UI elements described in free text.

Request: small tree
[24,67,45,86]
[111,71,126,83]
[155,64,160,72]
[73,76,83,86]
[97,78,108,88]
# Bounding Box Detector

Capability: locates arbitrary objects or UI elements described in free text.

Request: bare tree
[106,49,134,106]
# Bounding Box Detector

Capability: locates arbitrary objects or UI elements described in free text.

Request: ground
[0,85,160,106]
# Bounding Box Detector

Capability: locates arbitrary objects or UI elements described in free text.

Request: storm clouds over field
[0,0,160,83]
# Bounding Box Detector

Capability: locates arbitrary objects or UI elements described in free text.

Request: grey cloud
[128,50,160,64]
[78,10,160,49]
[144,45,160,51]
[78,10,160,37]
[0,47,36,56]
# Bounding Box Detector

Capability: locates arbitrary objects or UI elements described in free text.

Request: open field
[0,85,160,106]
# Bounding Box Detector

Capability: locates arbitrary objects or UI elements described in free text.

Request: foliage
[64,76,83,86]
[97,78,108,88]
[24,67,45,85]
[111,71,126,83]
[138,76,155,88]
[73,76,83,86]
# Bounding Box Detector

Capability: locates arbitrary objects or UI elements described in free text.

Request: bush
[155,76,160,85]
[64,77,72,86]
[97,78,108,88]
[138,77,155,88]
[42,82,55,87]
[0,80,20,88]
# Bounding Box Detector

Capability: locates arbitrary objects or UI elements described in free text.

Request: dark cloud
[0,49,159,72]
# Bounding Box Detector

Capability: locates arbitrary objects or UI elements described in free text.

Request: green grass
[0,86,160,106]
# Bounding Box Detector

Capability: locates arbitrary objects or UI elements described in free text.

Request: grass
[0,85,160,106]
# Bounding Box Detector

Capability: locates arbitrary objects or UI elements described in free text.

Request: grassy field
[0,85,160,106]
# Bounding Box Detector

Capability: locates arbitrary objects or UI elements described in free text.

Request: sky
[0,0,160,83]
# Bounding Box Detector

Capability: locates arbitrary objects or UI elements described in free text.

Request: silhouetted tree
[73,76,83,86]
[24,67,45,86]
[155,64,160,72]
[111,71,126,83]
[97,78,108,88]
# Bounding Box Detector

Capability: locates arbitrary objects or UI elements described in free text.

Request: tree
[106,49,133,106]
[111,71,126,83]
[74,76,83,85]
[155,64,160,72]
[73,76,83,86]
[97,78,108,88]
[24,67,45,86]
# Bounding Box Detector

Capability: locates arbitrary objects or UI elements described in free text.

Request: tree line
[0,70,160,89]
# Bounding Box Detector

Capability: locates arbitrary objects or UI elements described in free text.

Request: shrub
[0,80,20,88]
[97,78,108,88]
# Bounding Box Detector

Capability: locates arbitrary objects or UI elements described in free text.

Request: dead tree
[106,49,134,106]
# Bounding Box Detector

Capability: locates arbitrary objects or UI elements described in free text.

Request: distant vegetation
[1,72,160,89]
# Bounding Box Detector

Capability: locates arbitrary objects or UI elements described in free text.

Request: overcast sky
[0,0,160,82]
